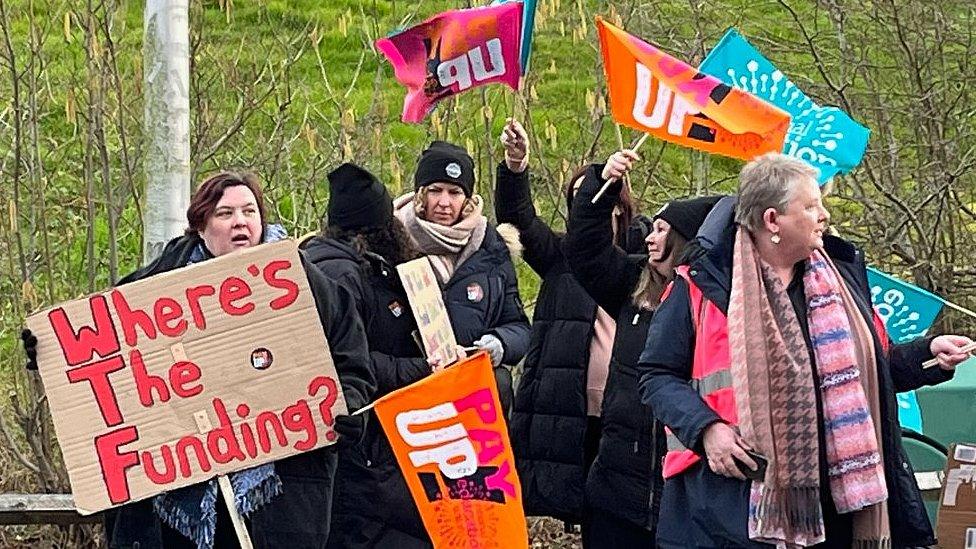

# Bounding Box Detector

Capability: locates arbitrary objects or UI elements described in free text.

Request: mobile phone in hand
[734,450,768,481]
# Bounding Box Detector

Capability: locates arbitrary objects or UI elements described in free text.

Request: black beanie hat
[653,195,723,241]
[414,141,475,196]
[327,163,393,231]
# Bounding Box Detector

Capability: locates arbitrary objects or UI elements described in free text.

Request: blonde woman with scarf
[639,153,973,548]
[394,141,530,415]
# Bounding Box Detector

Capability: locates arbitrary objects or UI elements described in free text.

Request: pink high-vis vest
[661,265,892,479]
[661,265,735,478]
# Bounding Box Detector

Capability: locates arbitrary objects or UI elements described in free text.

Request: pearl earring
[770,233,781,244]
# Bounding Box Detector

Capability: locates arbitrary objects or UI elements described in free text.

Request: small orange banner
[373,352,528,549]
[597,17,790,160]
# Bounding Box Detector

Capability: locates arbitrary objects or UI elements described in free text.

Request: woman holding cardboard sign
[77,171,374,549]
[393,141,530,416]
[639,153,974,548]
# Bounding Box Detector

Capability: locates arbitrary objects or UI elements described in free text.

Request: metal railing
[0,494,99,526]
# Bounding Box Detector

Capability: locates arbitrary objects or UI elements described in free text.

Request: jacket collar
[445,224,503,285]
[116,233,202,285]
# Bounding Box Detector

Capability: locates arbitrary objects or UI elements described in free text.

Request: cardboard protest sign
[376,3,522,122]
[937,443,976,548]
[373,352,528,549]
[26,240,346,514]
[596,18,790,161]
[397,257,459,366]
[699,29,870,184]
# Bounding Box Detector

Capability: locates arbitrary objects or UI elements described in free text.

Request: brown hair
[186,171,267,238]
[564,166,635,247]
[323,217,421,266]
[631,229,688,310]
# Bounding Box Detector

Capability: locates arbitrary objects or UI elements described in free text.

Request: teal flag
[490,0,537,75]
[866,267,945,432]
[867,267,944,344]
[699,29,870,184]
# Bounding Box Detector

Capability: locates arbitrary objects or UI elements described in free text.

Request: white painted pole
[143,0,191,262]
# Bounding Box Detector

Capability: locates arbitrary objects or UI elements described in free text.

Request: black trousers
[580,416,656,548]
[581,508,656,549]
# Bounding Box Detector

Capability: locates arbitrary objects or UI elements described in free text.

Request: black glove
[21,329,38,371]
[332,413,366,448]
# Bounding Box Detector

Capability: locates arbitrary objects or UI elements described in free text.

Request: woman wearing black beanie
[393,140,530,416]
[563,147,720,548]
[303,162,445,549]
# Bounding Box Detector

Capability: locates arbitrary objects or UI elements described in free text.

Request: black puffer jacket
[639,199,953,548]
[439,222,531,415]
[394,193,531,414]
[562,166,665,532]
[302,235,432,548]
[494,163,649,523]
[105,234,375,549]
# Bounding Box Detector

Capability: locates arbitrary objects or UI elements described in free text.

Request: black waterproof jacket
[638,198,953,548]
[104,234,374,549]
[494,163,649,523]
[562,166,664,532]
[440,222,531,414]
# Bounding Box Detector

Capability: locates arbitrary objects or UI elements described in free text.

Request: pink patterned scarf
[728,228,890,548]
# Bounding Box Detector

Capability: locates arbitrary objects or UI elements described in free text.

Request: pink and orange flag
[597,17,790,160]
[376,4,523,123]
[373,352,528,548]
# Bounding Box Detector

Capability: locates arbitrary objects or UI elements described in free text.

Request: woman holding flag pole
[494,119,651,528]
[300,162,441,549]
[563,142,721,546]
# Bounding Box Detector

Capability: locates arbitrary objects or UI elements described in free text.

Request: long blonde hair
[631,229,688,310]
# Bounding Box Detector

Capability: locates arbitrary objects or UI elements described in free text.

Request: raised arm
[493,119,564,275]
[563,153,643,317]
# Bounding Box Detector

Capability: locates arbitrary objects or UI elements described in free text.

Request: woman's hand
[929,334,975,371]
[500,118,529,173]
[600,149,640,182]
[428,345,469,372]
[702,422,757,480]
[474,334,505,367]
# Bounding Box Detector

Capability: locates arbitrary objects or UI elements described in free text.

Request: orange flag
[597,17,790,160]
[373,352,528,549]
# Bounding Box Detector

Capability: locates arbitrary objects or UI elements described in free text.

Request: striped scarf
[728,228,889,548]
